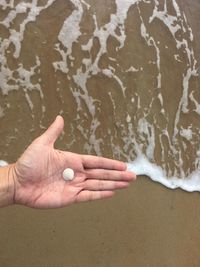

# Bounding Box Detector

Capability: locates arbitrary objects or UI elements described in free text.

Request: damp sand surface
[0,0,200,266]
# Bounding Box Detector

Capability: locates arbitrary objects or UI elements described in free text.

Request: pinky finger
[76,190,115,203]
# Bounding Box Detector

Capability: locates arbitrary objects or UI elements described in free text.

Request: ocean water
[0,0,200,191]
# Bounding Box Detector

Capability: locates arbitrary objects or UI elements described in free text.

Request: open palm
[13,116,136,209]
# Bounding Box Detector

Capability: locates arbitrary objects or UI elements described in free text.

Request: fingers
[74,171,135,203]
[76,190,115,203]
[83,179,130,191]
[82,155,127,170]
[84,169,136,181]
[40,115,64,146]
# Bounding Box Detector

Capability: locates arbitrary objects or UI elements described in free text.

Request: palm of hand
[12,116,135,209]
[14,143,86,208]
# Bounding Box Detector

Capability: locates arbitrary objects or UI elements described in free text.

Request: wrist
[0,164,16,207]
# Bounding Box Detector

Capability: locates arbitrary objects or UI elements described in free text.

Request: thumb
[40,115,64,146]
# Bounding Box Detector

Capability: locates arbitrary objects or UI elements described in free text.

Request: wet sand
[1,181,200,267]
[0,1,200,266]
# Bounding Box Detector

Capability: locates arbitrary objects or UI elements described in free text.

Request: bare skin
[0,116,136,209]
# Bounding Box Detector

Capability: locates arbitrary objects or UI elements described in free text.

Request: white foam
[1,0,200,193]
[180,127,193,141]
[0,1,49,115]
[127,155,200,192]
[125,66,139,73]
[139,7,161,89]
[53,0,83,73]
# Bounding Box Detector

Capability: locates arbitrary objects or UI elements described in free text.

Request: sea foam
[0,0,200,192]
[127,156,200,192]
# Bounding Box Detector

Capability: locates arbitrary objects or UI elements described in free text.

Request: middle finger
[84,169,136,181]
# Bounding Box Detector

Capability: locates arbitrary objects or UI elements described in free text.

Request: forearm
[0,164,15,207]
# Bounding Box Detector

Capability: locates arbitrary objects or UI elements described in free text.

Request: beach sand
[0,0,200,266]
[0,180,200,267]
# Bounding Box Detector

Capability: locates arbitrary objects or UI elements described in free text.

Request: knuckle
[98,180,104,190]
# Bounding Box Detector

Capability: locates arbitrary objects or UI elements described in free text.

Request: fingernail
[129,172,137,180]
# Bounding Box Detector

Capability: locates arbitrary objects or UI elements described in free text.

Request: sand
[0,0,200,266]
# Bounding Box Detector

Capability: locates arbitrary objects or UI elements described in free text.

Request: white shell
[62,168,75,181]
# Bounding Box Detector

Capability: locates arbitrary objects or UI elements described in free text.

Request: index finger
[81,155,127,170]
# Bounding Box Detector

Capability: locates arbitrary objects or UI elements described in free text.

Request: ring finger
[83,179,130,191]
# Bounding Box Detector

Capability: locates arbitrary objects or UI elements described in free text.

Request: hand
[12,116,136,209]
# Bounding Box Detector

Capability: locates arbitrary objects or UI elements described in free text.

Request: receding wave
[0,0,200,191]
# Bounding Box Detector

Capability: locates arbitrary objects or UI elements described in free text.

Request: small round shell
[62,168,75,181]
